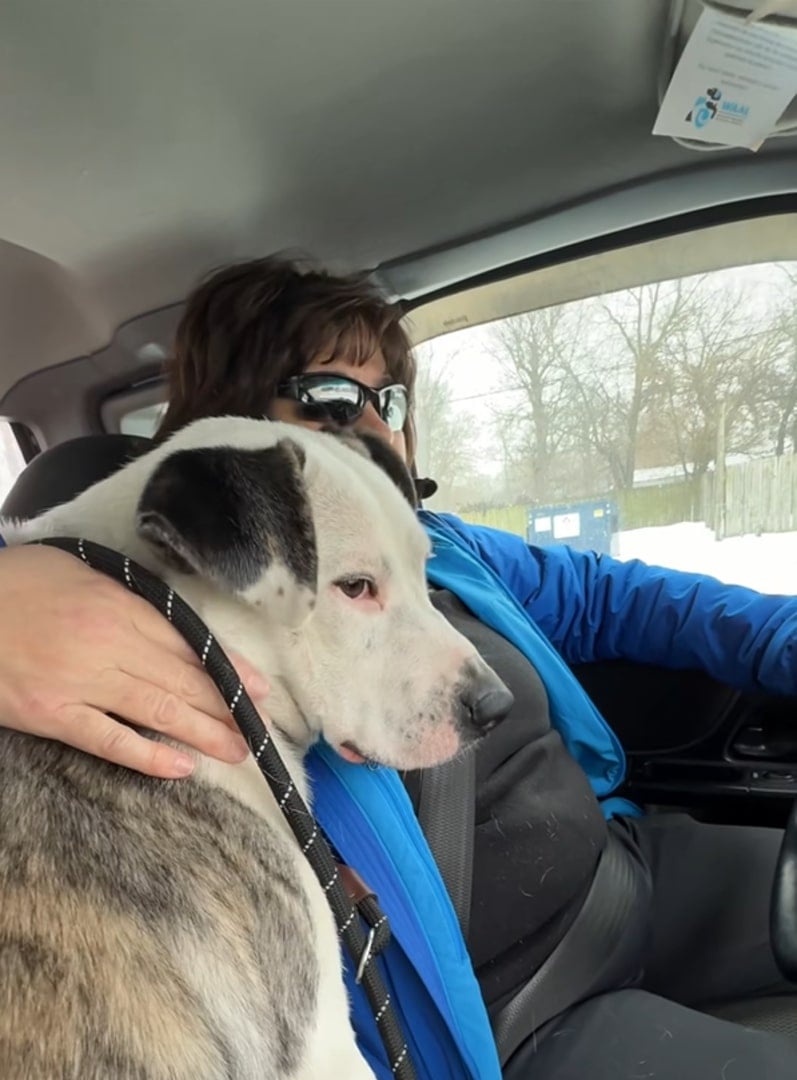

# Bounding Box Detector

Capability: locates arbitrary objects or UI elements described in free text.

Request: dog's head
[66,417,512,769]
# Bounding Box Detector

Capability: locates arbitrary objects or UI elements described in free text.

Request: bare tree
[417,264,797,518]
[484,305,584,501]
[652,280,768,473]
[765,265,797,456]
[484,284,702,497]
[577,280,702,488]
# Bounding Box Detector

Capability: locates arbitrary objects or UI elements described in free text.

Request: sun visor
[654,0,797,151]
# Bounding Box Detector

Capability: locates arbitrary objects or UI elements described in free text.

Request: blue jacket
[429,513,797,697]
[304,511,797,1078]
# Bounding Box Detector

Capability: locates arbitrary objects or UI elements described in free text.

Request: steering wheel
[772,798,797,981]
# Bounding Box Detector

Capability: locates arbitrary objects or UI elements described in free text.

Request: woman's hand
[0,544,269,777]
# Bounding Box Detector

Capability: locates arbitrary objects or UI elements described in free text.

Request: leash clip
[355,925,377,984]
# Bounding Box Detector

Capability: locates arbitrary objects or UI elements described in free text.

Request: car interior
[3,0,797,1066]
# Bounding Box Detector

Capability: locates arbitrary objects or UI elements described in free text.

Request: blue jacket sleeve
[436,514,797,698]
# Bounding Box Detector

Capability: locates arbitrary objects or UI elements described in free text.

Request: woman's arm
[0,543,267,775]
[439,515,797,697]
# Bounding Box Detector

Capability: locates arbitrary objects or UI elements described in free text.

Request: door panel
[572,660,797,827]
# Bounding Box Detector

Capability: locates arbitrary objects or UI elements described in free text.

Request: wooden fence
[708,454,797,538]
[459,454,797,542]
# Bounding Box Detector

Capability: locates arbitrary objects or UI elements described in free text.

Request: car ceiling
[2,0,797,423]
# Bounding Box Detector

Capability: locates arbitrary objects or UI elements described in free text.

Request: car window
[0,421,26,505]
[414,260,797,595]
[120,403,166,438]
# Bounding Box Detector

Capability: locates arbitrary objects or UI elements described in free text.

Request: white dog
[0,417,511,1080]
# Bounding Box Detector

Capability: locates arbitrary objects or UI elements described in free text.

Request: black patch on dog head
[355,433,418,507]
[136,439,317,595]
[319,424,418,508]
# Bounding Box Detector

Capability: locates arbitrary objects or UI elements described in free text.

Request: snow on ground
[616,521,797,596]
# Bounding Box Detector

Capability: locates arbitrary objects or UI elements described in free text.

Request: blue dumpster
[527,498,619,556]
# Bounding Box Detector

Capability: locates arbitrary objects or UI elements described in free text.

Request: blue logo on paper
[686,87,722,128]
[686,86,750,130]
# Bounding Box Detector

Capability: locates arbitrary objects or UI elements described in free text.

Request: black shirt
[403,589,608,1008]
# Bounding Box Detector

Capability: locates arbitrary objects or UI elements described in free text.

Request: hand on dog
[0,545,270,778]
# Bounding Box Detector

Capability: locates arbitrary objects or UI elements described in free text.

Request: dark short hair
[155,256,417,458]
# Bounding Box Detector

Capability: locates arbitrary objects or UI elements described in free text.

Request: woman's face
[266,349,408,463]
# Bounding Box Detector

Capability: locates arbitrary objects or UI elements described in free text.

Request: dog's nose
[458,668,514,735]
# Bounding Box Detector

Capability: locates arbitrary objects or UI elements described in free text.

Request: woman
[1,256,796,1078]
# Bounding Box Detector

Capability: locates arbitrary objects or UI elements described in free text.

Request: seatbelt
[493,829,650,1066]
[416,753,476,937]
[418,761,650,1068]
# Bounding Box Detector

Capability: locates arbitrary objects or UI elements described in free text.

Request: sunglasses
[277,373,409,432]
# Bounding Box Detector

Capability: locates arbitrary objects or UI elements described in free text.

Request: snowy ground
[616,521,797,596]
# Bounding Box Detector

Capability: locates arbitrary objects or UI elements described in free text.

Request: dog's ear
[357,434,418,506]
[136,439,317,626]
[320,425,419,508]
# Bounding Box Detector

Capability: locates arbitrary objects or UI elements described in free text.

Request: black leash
[38,536,416,1079]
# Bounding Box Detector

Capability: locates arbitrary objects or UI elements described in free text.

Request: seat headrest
[1,434,152,521]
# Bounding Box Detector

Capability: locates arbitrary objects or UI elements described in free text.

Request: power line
[447,385,525,404]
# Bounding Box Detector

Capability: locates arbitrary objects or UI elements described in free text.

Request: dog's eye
[335,576,377,600]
